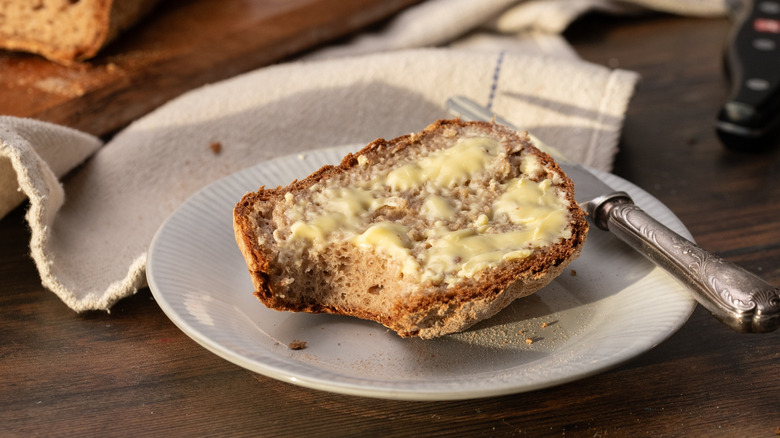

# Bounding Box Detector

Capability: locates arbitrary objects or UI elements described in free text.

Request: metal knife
[447,95,779,333]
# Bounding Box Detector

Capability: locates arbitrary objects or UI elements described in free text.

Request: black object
[717,0,780,150]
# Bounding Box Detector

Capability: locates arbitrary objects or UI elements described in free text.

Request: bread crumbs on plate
[288,339,307,350]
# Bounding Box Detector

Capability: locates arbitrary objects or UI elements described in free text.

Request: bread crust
[233,119,588,338]
[0,0,161,63]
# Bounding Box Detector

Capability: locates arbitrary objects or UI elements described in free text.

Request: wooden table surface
[0,0,421,138]
[2,11,779,438]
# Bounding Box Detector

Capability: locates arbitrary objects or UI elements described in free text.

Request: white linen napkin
[307,0,725,61]
[0,0,725,312]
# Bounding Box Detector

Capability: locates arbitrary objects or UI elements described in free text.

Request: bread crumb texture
[233,119,588,339]
[287,339,307,350]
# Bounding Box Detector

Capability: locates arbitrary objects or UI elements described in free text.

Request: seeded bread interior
[233,119,588,339]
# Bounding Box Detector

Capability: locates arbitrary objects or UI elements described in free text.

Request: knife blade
[447,95,779,333]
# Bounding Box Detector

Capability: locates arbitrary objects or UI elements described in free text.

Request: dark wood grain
[0,0,420,138]
[2,12,779,437]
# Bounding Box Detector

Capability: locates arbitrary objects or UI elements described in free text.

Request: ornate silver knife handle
[587,192,780,333]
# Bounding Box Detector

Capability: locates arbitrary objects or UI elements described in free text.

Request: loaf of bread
[0,0,161,63]
[233,119,588,339]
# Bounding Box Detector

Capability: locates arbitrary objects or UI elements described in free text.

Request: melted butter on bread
[282,136,573,286]
[383,137,502,190]
[233,119,589,339]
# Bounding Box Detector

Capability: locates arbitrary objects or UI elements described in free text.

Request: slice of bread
[0,0,161,63]
[233,119,588,339]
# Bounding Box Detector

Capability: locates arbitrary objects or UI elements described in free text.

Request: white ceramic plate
[147,145,696,401]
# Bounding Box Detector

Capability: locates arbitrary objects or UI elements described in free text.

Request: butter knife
[447,95,779,333]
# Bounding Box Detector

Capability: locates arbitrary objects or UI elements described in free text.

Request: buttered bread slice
[233,119,588,339]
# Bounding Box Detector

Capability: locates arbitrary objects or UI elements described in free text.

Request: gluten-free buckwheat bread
[233,119,588,339]
[0,0,161,63]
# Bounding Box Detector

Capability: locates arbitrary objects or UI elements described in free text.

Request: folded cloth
[0,0,724,312]
[307,0,726,60]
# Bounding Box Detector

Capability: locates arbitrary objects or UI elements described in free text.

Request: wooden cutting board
[0,0,421,138]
